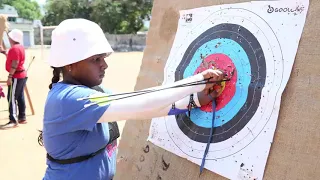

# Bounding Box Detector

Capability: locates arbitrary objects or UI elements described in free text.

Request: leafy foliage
[0,0,42,20]
[42,0,152,34]
[41,0,92,26]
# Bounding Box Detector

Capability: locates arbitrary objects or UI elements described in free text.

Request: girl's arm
[96,73,205,122]
[124,92,202,121]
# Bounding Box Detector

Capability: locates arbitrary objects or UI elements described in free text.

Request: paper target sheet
[148,0,309,179]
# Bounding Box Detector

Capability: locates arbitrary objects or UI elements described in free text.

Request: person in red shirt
[0,29,28,129]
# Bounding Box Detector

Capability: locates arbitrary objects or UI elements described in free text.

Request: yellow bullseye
[217,81,226,97]
[211,66,226,97]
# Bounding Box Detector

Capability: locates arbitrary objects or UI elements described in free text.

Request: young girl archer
[40,18,225,180]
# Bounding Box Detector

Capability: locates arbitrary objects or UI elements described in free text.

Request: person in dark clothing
[0,29,28,129]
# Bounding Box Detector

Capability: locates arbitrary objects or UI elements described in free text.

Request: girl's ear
[63,65,72,73]
[66,65,72,72]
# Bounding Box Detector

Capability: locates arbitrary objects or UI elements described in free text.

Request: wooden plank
[0,14,8,48]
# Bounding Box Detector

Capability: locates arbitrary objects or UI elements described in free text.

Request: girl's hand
[197,88,221,106]
[200,69,224,95]
[7,76,12,86]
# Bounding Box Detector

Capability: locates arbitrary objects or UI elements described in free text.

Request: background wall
[114,0,320,180]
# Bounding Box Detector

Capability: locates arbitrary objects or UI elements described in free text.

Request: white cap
[47,18,113,67]
[8,29,23,44]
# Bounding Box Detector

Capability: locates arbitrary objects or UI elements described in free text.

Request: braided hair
[38,67,62,146]
[49,67,62,89]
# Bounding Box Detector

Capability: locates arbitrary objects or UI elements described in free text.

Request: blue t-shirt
[42,82,117,180]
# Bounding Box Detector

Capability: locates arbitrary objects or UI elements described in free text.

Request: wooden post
[0,14,8,48]
[24,85,35,115]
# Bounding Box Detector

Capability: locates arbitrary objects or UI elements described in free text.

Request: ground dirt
[0,48,143,180]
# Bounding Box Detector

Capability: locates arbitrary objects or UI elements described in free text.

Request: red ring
[193,53,237,112]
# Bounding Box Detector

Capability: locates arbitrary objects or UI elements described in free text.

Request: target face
[148,1,308,179]
[175,23,266,143]
[162,7,283,160]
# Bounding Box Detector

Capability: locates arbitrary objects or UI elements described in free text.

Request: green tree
[42,0,92,26]
[90,1,124,34]
[42,0,152,34]
[90,0,152,34]
[0,0,42,20]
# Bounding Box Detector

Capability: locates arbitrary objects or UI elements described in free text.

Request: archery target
[161,8,283,159]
